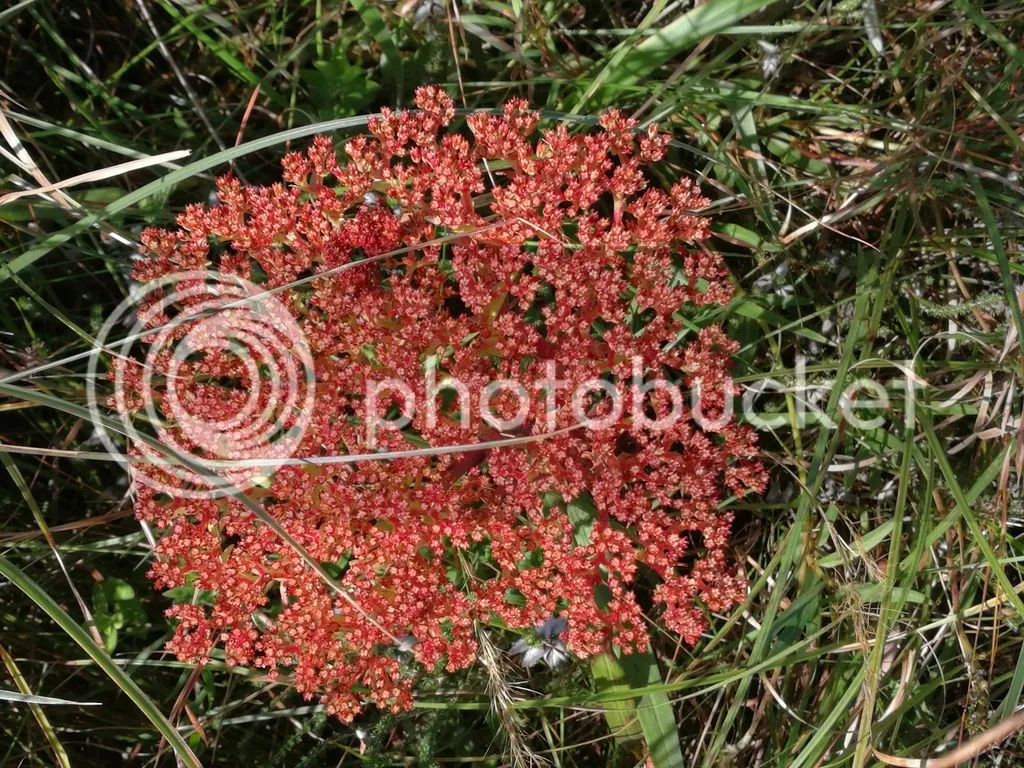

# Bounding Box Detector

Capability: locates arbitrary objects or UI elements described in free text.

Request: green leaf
[817,519,895,568]
[732,298,830,343]
[591,650,685,768]
[303,51,381,118]
[853,583,925,605]
[92,578,145,653]
[712,222,771,250]
[567,493,598,546]
[765,136,829,177]
[349,0,403,99]
[591,653,643,741]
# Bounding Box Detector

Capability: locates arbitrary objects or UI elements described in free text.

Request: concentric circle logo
[86,271,315,498]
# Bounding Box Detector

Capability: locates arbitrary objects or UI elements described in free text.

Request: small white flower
[413,0,444,27]
[757,40,781,79]
[521,646,546,668]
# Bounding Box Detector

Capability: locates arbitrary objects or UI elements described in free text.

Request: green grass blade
[349,0,404,101]
[916,420,1024,619]
[971,177,1024,346]
[0,645,73,768]
[596,0,783,97]
[853,394,915,767]
[0,114,376,283]
[0,0,41,24]
[0,557,203,768]
[791,668,865,767]
[953,0,1024,67]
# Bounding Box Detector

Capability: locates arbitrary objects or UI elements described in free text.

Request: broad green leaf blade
[591,653,643,741]
[592,650,684,768]
[626,652,685,768]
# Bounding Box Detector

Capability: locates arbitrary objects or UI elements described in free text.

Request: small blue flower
[538,617,567,640]
[509,617,571,669]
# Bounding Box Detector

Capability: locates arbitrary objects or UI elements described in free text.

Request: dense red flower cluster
[124,89,766,719]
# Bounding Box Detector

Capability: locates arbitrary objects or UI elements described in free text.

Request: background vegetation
[2,0,1024,765]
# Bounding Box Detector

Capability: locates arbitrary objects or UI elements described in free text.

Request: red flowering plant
[113,88,767,720]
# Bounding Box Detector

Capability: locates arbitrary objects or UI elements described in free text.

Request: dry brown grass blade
[0,106,58,192]
[234,86,262,148]
[873,708,1024,767]
[0,150,191,206]
[184,704,209,745]
[0,105,141,247]
[155,663,205,766]
[475,625,547,768]
[0,505,135,542]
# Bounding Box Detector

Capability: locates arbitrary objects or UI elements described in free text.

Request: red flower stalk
[121,89,767,719]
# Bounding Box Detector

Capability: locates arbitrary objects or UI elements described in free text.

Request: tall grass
[2,0,1023,765]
